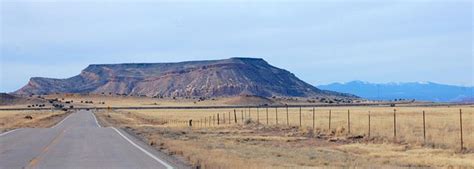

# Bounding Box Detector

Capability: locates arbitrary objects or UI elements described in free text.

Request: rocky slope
[14,58,355,98]
[0,93,46,106]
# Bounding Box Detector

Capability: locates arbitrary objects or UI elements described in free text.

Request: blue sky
[1,0,472,92]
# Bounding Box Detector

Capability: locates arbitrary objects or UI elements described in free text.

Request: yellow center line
[26,126,70,169]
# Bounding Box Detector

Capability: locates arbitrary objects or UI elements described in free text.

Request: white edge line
[111,127,174,169]
[52,113,73,128]
[0,129,21,137]
[91,112,101,127]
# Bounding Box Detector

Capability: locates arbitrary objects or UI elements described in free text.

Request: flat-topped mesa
[13,57,356,98]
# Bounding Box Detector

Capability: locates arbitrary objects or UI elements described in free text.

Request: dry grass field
[123,106,474,150]
[39,94,374,108]
[45,94,284,107]
[0,110,69,132]
[96,105,474,168]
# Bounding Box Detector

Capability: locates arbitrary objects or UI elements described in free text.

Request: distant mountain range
[14,58,355,99]
[317,81,473,102]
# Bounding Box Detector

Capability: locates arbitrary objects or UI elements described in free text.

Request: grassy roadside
[121,106,474,150]
[0,110,71,132]
[96,110,474,168]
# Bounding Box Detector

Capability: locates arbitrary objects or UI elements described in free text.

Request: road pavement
[0,110,187,169]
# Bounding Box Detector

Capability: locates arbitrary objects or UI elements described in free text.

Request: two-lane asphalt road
[0,110,186,169]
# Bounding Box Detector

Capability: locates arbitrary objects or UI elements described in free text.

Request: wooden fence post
[329,110,332,130]
[204,118,207,127]
[228,112,231,124]
[209,116,212,126]
[460,109,464,150]
[276,107,279,125]
[423,110,426,143]
[249,107,251,120]
[347,109,351,134]
[368,111,371,138]
[217,114,220,125]
[234,109,237,123]
[299,106,302,127]
[286,106,289,126]
[223,113,226,124]
[257,107,259,123]
[312,107,315,130]
[266,107,269,125]
[393,109,397,139]
[189,119,192,127]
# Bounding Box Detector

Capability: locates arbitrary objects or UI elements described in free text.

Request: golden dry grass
[40,93,374,108]
[96,109,474,168]
[0,110,68,132]
[43,94,251,108]
[122,106,473,150]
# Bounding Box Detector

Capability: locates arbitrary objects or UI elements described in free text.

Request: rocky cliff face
[14,58,355,98]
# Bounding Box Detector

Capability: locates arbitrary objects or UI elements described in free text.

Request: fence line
[257,107,260,123]
[266,107,269,125]
[234,109,237,123]
[393,109,397,140]
[275,107,278,125]
[299,107,302,127]
[460,109,464,150]
[423,110,426,143]
[328,110,331,130]
[368,111,371,138]
[312,107,315,130]
[347,110,351,134]
[156,107,471,151]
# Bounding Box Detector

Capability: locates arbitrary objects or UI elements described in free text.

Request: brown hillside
[14,58,357,99]
[0,93,45,106]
